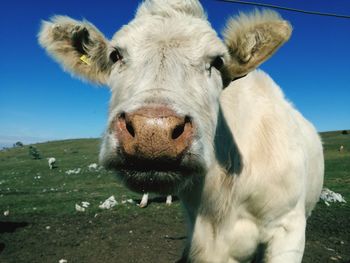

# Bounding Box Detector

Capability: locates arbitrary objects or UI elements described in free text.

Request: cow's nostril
[171,116,192,140]
[118,112,135,137]
[172,124,185,140]
[126,121,135,137]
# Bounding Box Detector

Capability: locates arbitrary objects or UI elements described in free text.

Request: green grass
[0,138,186,263]
[321,131,350,201]
[0,138,142,217]
[0,131,349,262]
[1,131,348,217]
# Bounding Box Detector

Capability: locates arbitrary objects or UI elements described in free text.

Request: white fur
[166,195,172,205]
[139,193,149,208]
[138,193,173,208]
[38,1,324,262]
[182,71,324,262]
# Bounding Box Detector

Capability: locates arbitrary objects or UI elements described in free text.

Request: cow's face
[39,1,291,194]
[101,11,229,193]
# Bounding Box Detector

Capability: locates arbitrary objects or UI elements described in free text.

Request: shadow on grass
[0,221,29,255]
[0,221,29,234]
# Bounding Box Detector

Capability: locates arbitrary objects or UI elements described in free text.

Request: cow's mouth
[107,153,204,194]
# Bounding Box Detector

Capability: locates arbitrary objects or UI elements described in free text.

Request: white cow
[47,157,56,169]
[39,1,324,262]
[138,193,172,208]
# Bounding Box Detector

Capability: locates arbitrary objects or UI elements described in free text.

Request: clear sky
[1,0,349,148]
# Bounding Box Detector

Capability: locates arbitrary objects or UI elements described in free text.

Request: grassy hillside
[321,131,350,201]
[0,131,349,262]
[0,138,136,216]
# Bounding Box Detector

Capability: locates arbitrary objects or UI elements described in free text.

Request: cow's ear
[38,16,114,84]
[223,10,292,79]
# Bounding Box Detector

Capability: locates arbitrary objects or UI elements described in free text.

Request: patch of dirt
[304,204,350,263]
[0,210,186,263]
[0,203,349,263]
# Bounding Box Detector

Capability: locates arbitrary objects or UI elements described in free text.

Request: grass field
[0,131,349,262]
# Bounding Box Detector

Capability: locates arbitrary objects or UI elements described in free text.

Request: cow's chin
[105,154,205,194]
[117,169,188,194]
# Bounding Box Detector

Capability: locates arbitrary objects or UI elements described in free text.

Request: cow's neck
[180,113,242,226]
[214,106,242,175]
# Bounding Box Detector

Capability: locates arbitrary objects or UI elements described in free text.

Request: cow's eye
[110,48,123,63]
[210,56,224,71]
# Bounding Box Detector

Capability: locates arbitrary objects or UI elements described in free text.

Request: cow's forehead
[110,15,227,62]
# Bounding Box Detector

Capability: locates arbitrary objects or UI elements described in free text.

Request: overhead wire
[216,0,350,19]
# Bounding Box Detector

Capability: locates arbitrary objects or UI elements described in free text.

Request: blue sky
[0,0,349,147]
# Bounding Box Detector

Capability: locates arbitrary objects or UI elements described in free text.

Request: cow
[38,1,324,262]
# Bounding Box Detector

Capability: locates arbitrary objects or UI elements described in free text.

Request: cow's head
[38,1,291,194]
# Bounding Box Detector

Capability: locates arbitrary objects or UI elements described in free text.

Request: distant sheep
[47,157,56,169]
[339,145,344,152]
[138,193,172,208]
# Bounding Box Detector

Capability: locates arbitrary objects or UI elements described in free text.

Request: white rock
[88,163,98,171]
[65,168,81,175]
[121,199,134,204]
[81,201,90,208]
[99,195,118,209]
[75,204,85,212]
[59,259,68,263]
[320,188,346,205]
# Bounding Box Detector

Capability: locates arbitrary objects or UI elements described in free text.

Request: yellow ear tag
[80,55,91,66]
